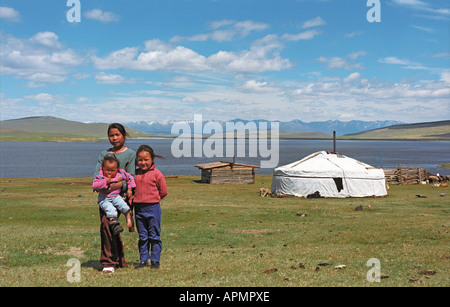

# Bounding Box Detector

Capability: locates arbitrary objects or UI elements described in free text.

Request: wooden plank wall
[201,167,256,184]
[384,166,428,185]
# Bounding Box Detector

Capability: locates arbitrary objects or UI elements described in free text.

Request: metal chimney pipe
[333,131,336,153]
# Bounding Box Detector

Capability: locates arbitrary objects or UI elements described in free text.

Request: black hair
[107,123,129,138]
[102,154,121,168]
[136,144,165,160]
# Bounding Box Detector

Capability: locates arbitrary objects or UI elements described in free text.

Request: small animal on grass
[260,188,272,197]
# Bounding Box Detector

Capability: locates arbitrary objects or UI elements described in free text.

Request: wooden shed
[195,160,260,184]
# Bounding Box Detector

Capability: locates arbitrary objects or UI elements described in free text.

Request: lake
[0,139,449,178]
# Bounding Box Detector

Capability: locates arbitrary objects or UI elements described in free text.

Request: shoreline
[1,136,450,143]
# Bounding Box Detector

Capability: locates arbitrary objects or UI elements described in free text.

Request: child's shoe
[109,218,124,236]
[135,261,148,269]
[102,267,115,274]
[151,261,160,269]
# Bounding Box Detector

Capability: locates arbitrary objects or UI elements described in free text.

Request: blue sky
[1,0,449,123]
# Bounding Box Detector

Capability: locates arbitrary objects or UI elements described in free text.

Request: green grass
[0,176,449,287]
[439,163,450,169]
[0,130,104,142]
[341,121,450,140]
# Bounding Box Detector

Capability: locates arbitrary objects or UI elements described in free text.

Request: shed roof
[195,161,260,170]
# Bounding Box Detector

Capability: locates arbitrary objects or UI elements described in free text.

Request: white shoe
[102,267,115,274]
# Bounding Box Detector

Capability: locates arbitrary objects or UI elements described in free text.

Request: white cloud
[93,36,292,74]
[24,93,63,105]
[0,6,20,22]
[137,45,208,72]
[302,16,326,29]
[92,47,139,70]
[412,25,434,32]
[170,20,269,43]
[317,53,365,70]
[345,31,363,38]
[348,51,366,60]
[240,80,278,92]
[392,0,427,7]
[26,73,67,83]
[391,0,450,19]
[81,76,449,123]
[76,97,91,103]
[95,72,133,84]
[282,29,321,41]
[29,32,63,49]
[378,56,427,70]
[84,9,120,23]
[0,32,82,84]
[343,72,361,82]
[441,71,450,85]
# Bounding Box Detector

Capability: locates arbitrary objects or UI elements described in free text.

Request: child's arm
[119,170,135,200]
[92,174,108,190]
[126,188,133,200]
[156,170,168,200]
[123,170,136,189]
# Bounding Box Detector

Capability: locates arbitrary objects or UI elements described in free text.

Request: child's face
[103,160,119,178]
[108,128,125,150]
[137,151,153,171]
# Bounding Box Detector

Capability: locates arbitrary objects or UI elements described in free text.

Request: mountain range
[124,119,404,136]
[1,116,449,141]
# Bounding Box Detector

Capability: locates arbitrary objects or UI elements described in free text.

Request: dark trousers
[134,203,162,263]
[99,208,127,268]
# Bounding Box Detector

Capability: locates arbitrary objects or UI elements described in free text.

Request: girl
[133,145,167,269]
[93,123,136,274]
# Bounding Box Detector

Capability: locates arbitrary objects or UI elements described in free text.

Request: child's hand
[126,189,133,200]
[106,176,111,185]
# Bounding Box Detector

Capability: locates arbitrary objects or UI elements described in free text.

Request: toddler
[93,155,136,235]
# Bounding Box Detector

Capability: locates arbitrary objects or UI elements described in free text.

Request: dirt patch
[38,244,85,258]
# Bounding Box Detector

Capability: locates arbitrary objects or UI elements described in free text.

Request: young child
[93,155,136,236]
[133,145,167,269]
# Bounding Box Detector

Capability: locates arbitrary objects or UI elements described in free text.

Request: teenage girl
[133,145,167,269]
[93,123,136,273]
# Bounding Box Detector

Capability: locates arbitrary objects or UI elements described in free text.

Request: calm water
[0,139,449,178]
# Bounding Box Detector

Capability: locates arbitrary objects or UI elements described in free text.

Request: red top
[133,164,167,204]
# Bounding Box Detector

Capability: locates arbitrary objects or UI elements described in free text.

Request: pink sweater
[133,164,167,204]
[92,168,136,197]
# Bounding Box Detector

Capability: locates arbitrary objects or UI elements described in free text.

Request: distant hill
[342,120,450,140]
[0,116,153,142]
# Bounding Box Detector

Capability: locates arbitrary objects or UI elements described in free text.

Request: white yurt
[271,151,388,198]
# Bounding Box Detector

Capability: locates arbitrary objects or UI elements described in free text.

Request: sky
[0,0,449,124]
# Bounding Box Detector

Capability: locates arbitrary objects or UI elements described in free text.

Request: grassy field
[0,129,104,143]
[0,175,448,287]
